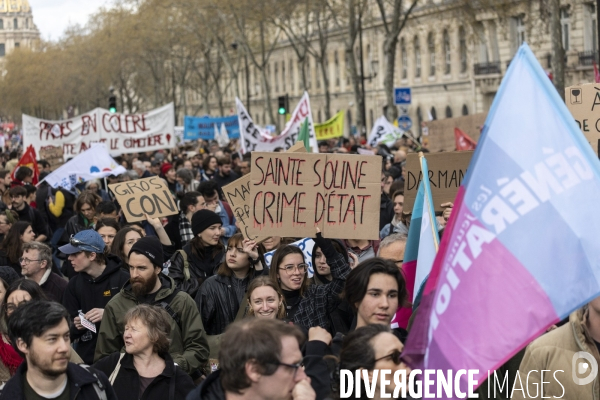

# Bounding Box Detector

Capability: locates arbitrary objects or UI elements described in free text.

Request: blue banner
[183,115,240,140]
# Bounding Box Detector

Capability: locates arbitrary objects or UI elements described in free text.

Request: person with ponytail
[164,191,207,251]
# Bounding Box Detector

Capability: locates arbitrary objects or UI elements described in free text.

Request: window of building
[414,36,421,77]
[511,15,526,54]
[430,107,437,120]
[347,109,352,128]
[254,68,259,95]
[315,57,321,89]
[462,104,469,116]
[459,27,467,73]
[334,51,340,87]
[318,110,322,123]
[14,42,19,48]
[585,4,598,52]
[282,61,286,92]
[561,8,570,51]
[274,62,279,93]
[443,30,451,74]
[401,38,407,79]
[0,44,4,57]
[369,109,374,129]
[0,20,4,30]
[416,107,423,135]
[428,32,435,76]
[289,59,294,92]
[13,18,17,29]
[445,106,452,118]
[25,18,28,29]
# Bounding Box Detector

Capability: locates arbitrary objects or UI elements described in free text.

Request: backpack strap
[157,289,183,332]
[108,353,126,385]
[78,364,108,400]
[176,249,190,281]
[222,201,234,224]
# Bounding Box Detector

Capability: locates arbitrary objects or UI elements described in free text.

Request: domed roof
[0,0,31,13]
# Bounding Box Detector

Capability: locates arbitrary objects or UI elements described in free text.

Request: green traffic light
[278,107,286,115]
[109,107,117,113]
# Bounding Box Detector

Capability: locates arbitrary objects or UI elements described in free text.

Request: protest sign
[39,146,63,170]
[184,115,240,141]
[264,237,315,277]
[423,113,486,152]
[23,103,175,157]
[41,144,126,190]
[248,152,381,240]
[368,116,404,147]
[222,142,307,241]
[315,111,344,140]
[565,83,600,155]
[403,151,472,213]
[237,92,319,153]
[109,176,177,222]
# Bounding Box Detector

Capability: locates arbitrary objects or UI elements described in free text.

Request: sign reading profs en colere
[248,152,381,240]
[109,177,178,222]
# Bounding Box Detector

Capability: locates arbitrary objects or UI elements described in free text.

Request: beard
[131,273,158,298]
[29,347,68,378]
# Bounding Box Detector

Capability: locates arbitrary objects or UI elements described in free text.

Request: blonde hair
[247,276,286,320]
[124,305,171,355]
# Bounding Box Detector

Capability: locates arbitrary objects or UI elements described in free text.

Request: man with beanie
[167,209,224,298]
[60,230,129,364]
[96,236,210,379]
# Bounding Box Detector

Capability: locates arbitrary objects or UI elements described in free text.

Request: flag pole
[418,151,440,252]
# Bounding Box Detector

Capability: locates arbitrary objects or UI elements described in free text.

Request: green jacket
[93,274,209,375]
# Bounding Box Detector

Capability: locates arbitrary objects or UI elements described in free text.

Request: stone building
[0,0,39,57]
[197,0,599,138]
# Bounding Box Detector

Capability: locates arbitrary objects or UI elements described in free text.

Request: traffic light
[277,95,288,115]
[108,95,117,113]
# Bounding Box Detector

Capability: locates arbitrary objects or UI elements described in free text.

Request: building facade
[194,0,599,139]
[0,0,39,57]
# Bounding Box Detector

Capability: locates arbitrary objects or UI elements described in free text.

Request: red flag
[594,61,600,83]
[454,127,477,151]
[11,145,39,185]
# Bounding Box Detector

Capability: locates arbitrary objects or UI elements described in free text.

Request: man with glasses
[21,241,67,303]
[60,230,129,364]
[187,318,315,400]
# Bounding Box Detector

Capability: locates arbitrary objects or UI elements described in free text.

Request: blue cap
[59,230,106,254]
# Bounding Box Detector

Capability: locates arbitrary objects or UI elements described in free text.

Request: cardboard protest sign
[565,83,600,155]
[423,113,486,152]
[403,151,472,213]
[109,176,177,222]
[222,142,307,241]
[248,152,381,240]
[39,146,63,170]
[23,103,175,157]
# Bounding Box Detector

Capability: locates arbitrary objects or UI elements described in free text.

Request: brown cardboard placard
[223,143,307,241]
[248,152,381,240]
[108,176,177,222]
[403,151,472,213]
[565,83,600,155]
[423,113,486,152]
[39,146,63,170]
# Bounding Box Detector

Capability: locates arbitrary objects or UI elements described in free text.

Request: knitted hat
[192,209,222,237]
[129,236,163,267]
[161,163,173,176]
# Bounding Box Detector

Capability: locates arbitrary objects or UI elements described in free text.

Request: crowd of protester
[0,135,589,400]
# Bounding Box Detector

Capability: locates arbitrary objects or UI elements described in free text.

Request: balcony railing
[579,51,599,66]
[474,62,501,75]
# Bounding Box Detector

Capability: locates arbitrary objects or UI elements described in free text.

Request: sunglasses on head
[374,349,402,365]
[69,235,102,252]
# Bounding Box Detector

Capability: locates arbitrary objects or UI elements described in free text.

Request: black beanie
[192,209,222,237]
[129,236,164,267]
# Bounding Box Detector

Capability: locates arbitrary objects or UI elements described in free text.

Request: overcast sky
[29,0,111,41]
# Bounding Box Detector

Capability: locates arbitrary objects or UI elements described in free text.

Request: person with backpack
[61,230,130,365]
[167,209,225,298]
[95,236,210,380]
[0,301,118,400]
[198,180,236,246]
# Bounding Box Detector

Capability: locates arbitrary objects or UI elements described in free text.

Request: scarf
[0,335,22,375]
[178,212,194,244]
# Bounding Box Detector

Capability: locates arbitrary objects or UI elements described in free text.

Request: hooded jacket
[94,274,210,376]
[93,351,195,400]
[513,306,600,400]
[186,369,225,400]
[167,242,224,298]
[0,361,117,400]
[62,254,130,364]
[194,268,263,335]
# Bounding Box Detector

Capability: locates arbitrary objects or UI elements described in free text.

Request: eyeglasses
[19,257,41,265]
[279,264,308,275]
[374,349,402,365]
[69,235,102,252]
[276,360,304,379]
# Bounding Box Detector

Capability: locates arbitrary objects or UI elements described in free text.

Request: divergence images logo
[572,352,598,385]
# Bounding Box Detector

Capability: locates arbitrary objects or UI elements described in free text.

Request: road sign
[398,105,409,116]
[394,88,412,105]
[397,115,412,130]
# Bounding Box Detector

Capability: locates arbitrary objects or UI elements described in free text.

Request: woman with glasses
[0,222,35,275]
[333,324,412,399]
[269,228,352,328]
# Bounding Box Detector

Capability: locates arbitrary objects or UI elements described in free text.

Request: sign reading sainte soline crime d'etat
[108,176,178,222]
[248,152,381,240]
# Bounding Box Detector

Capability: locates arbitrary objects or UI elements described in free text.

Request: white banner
[236,92,319,153]
[264,237,315,277]
[41,143,127,190]
[368,116,404,147]
[23,103,175,157]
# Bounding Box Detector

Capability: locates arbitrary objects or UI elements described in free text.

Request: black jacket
[380,193,395,231]
[194,268,262,335]
[16,202,49,239]
[66,214,93,236]
[62,255,130,364]
[186,369,224,400]
[167,243,224,298]
[93,351,195,400]
[0,361,117,400]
